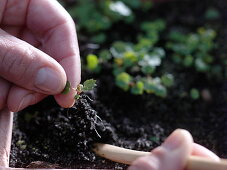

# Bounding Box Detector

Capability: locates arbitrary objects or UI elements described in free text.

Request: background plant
[167,28,220,74]
[62,0,227,100]
[67,0,151,44]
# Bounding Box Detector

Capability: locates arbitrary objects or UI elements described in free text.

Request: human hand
[128,129,219,170]
[0,0,80,112]
[0,109,13,167]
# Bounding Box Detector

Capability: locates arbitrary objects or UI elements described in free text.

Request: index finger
[27,0,81,107]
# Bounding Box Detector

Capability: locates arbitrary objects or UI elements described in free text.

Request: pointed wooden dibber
[93,143,227,170]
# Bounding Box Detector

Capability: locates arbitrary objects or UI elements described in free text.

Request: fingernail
[35,67,62,93]
[162,129,186,150]
[17,94,35,111]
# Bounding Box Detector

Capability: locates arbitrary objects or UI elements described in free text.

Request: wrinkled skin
[0,0,81,112]
[0,0,80,167]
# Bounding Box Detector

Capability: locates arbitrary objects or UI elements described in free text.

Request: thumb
[0,30,66,94]
[128,129,193,170]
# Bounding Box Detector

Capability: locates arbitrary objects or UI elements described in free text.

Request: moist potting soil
[10,0,227,169]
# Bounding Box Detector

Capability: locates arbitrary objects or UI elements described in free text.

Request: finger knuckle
[133,156,159,170]
[0,79,9,109]
[0,93,6,109]
[0,43,34,82]
[152,147,167,160]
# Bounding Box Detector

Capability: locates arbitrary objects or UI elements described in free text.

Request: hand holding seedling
[0,0,81,112]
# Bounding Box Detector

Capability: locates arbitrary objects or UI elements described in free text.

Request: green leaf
[139,54,161,74]
[195,58,209,72]
[168,31,187,42]
[131,81,144,95]
[161,74,174,87]
[187,34,199,52]
[75,94,81,100]
[172,54,182,63]
[123,51,138,67]
[121,0,141,9]
[183,55,194,67]
[135,38,154,50]
[61,81,71,94]
[116,72,131,91]
[109,1,132,17]
[113,65,125,76]
[141,65,156,74]
[144,78,167,97]
[147,31,159,44]
[141,1,153,11]
[190,88,200,100]
[152,48,166,58]
[110,41,129,58]
[83,79,97,92]
[91,33,106,44]
[86,54,99,71]
[99,50,111,61]
[203,55,214,64]
[205,8,220,20]
[140,55,161,67]
[150,136,159,143]
[141,20,166,33]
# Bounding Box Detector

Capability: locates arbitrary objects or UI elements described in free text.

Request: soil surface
[10,0,227,169]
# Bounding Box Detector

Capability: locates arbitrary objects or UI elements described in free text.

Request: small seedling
[131,81,144,95]
[205,8,220,20]
[62,79,97,100]
[116,72,131,91]
[83,18,173,97]
[190,88,200,100]
[68,0,134,44]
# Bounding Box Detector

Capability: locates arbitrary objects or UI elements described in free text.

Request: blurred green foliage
[64,0,226,100]
[190,88,200,100]
[167,28,220,75]
[205,8,220,20]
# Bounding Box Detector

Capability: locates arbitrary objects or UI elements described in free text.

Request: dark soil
[10,0,227,169]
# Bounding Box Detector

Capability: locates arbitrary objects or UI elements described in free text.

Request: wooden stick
[187,156,227,170]
[93,143,151,165]
[93,143,227,170]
